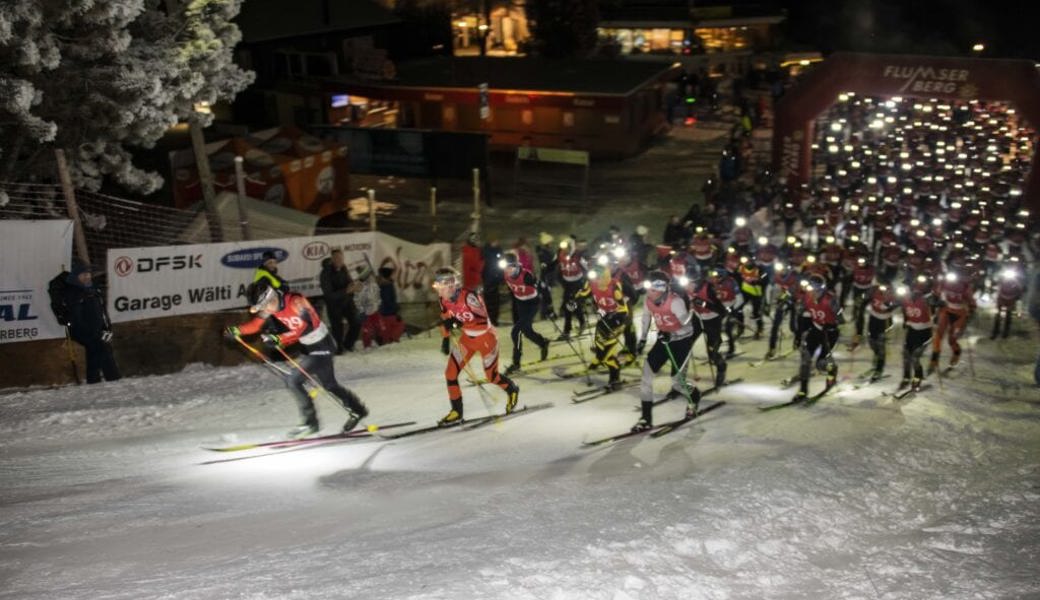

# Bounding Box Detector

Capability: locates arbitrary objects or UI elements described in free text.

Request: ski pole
[273,345,337,403]
[662,336,697,407]
[64,326,81,385]
[548,312,592,386]
[232,335,293,377]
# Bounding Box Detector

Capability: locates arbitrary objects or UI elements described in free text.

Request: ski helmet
[248,279,283,314]
[645,270,670,293]
[432,267,460,291]
[499,252,519,272]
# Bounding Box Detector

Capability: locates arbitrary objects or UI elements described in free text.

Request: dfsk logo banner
[0,220,74,344]
[106,232,450,323]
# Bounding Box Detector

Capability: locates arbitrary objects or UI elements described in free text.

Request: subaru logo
[221,247,288,269]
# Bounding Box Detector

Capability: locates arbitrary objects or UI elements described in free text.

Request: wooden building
[328,57,680,158]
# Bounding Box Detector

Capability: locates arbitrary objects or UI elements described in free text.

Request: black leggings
[286,336,365,427]
[511,298,547,365]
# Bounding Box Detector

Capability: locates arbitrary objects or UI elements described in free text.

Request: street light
[972,43,985,52]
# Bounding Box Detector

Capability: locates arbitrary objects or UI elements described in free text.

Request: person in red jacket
[434,267,519,426]
[898,275,935,392]
[992,260,1025,339]
[461,231,484,291]
[794,273,841,402]
[225,280,368,438]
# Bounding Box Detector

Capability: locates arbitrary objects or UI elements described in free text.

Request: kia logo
[114,256,134,277]
[302,241,330,260]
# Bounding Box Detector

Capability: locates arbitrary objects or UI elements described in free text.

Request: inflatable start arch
[771,52,1040,212]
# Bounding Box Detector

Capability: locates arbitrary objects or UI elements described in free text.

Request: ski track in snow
[1,316,1039,600]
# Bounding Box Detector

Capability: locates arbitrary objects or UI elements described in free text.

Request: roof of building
[236,0,399,44]
[375,57,679,96]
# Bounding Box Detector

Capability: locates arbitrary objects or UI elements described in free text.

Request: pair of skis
[582,401,726,446]
[759,382,836,411]
[645,377,745,408]
[747,347,797,368]
[571,380,639,403]
[375,402,554,440]
[882,383,931,401]
[201,420,417,452]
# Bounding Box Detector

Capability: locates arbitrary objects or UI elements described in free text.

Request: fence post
[471,167,481,236]
[430,186,437,237]
[189,119,223,243]
[54,149,91,265]
[368,188,377,231]
[233,156,253,241]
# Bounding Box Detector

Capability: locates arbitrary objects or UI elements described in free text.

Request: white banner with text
[106,232,450,323]
[0,220,74,344]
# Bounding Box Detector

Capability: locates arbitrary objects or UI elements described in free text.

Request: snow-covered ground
[1,308,1038,600]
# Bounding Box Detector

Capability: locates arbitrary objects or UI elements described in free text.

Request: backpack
[48,271,71,326]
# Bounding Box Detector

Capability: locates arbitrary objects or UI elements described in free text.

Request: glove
[260,333,282,348]
[223,326,240,342]
[101,330,113,343]
[565,300,578,313]
[658,331,671,343]
[441,336,451,355]
[636,339,647,354]
[443,317,461,330]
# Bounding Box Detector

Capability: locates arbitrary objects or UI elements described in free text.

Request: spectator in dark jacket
[481,238,504,325]
[63,263,120,383]
[376,266,405,344]
[320,249,361,353]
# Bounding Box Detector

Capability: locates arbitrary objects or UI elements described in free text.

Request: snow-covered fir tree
[0,0,254,193]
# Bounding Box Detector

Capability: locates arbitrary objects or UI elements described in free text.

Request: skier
[992,259,1025,339]
[793,273,841,402]
[898,275,935,392]
[225,279,368,438]
[556,237,588,340]
[711,267,742,357]
[689,268,730,387]
[736,255,765,339]
[929,269,975,373]
[500,252,550,374]
[633,271,699,432]
[574,265,630,390]
[432,267,519,425]
[848,256,877,349]
[765,262,799,359]
[863,280,900,381]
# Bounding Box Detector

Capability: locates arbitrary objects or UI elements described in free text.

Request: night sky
[776,0,1037,59]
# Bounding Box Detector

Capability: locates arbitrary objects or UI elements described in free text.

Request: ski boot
[504,363,522,376]
[927,352,940,375]
[438,399,464,427]
[791,390,808,403]
[664,388,683,401]
[505,383,519,414]
[897,377,911,390]
[287,422,319,439]
[725,346,737,359]
[868,370,884,383]
[539,341,550,362]
[341,410,366,433]
[764,348,776,360]
[630,418,653,433]
[606,379,624,392]
[685,388,702,419]
[910,378,921,392]
[949,350,961,368]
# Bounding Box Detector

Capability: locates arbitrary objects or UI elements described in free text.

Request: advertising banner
[0,220,74,344]
[106,232,450,323]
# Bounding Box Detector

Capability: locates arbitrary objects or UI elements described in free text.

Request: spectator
[377,266,405,344]
[354,265,382,349]
[663,215,689,248]
[254,250,288,291]
[461,231,484,291]
[481,238,505,325]
[62,263,120,384]
[320,249,362,354]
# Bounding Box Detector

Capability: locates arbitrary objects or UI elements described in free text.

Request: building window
[563,112,574,127]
